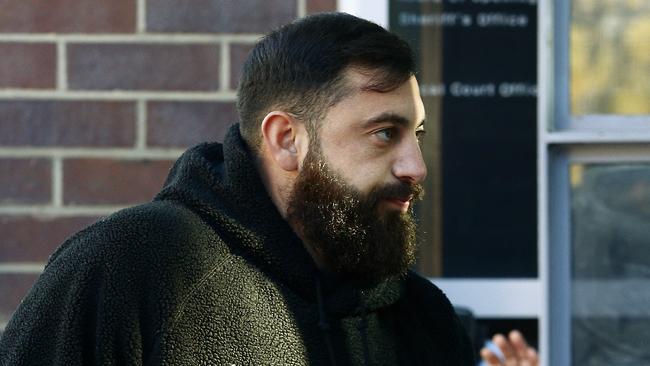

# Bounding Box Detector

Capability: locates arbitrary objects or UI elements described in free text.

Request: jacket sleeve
[0,220,155,366]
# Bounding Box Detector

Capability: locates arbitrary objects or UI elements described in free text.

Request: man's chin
[336,252,415,284]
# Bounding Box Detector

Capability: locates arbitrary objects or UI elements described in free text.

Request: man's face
[315,71,427,204]
[287,70,427,283]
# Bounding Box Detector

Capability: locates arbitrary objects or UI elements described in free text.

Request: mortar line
[0,263,45,274]
[137,0,147,33]
[298,0,307,17]
[0,90,237,101]
[52,157,63,207]
[0,205,126,216]
[0,34,262,43]
[136,100,147,150]
[220,42,230,92]
[56,40,67,91]
[0,148,183,159]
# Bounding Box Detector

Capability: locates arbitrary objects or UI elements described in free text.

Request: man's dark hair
[236,12,416,152]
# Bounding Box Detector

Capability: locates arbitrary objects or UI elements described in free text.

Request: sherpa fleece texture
[0,124,474,366]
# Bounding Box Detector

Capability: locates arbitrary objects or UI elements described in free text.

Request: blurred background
[1,1,649,365]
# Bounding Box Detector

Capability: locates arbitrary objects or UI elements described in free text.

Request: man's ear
[260,111,302,172]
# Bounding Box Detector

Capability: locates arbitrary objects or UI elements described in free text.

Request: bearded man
[0,13,477,365]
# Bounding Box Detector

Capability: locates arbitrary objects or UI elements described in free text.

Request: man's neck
[255,152,291,219]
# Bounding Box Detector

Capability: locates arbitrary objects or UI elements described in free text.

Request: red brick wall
[0,0,336,330]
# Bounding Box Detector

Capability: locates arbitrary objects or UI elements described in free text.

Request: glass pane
[571,1,650,115]
[389,0,538,278]
[570,163,650,365]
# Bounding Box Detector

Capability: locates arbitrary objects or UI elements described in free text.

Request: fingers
[479,331,539,366]
[493,333,516,364]
[509,330,539,366]
[480,346,503,366]
[481,334,506,365]
[509,330,529,360]
[525,348,539,366]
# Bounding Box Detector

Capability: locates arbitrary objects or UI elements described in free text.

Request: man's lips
[383,196,412,211]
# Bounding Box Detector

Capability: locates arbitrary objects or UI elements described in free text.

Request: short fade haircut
[236,12,416,152]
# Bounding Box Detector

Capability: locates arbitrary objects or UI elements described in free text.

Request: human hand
[480,330,538,366]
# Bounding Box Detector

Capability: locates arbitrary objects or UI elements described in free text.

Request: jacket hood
[155,123,404,317]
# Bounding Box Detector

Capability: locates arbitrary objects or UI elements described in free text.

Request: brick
[0,274,40,324]
[0,216,98,263]
[0,43,55,89]
[147,101,236,148]
[68,44,220,91]
[307,0,337,14]
[230,43,255,90]
[0,101,135,147]
[146,0,296,33]
[63,159,174,205]
[0,159,51,204]
[0,0,135,33]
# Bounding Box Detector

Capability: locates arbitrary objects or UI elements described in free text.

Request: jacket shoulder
[0,200,231,365]
[44,199,233,312]
[49,200,226,270]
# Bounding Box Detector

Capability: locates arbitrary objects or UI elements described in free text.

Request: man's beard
[286,145,424,283]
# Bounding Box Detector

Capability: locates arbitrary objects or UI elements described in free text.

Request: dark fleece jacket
[0,124,474,366]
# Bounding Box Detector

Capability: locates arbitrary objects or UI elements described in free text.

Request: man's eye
[375,128,394,142]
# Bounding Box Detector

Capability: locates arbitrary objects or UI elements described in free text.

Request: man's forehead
[341,67,422,99]
[335,69,424,122]
[340,67,392,92]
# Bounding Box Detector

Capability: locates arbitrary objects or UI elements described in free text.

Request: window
[545,1,650,364]
[570,163,650,365]
[571,0,650,115]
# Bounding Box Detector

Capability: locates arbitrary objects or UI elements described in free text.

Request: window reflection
[570,163,650,365]
[571,1,650,115]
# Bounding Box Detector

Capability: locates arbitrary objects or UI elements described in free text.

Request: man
[0,13,535,366]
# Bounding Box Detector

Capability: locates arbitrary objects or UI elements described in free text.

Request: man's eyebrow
[362,112,426,129]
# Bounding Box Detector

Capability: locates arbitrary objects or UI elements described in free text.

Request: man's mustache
[367,181,424,204]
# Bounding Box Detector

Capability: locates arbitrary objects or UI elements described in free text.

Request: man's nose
[392,138,427,184]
